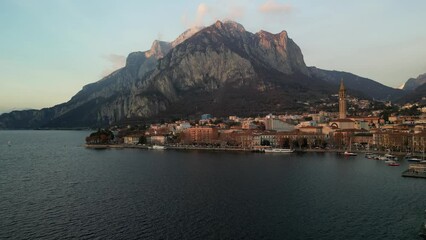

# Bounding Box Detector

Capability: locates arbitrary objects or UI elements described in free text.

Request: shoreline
[84,144,413,156]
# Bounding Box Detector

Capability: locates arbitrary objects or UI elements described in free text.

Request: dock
[420,210,426,239]
[401,163,426,179]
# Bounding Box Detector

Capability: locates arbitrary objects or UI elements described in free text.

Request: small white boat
[7,140,11,146]
[343,151,357,156]
[151,145,166,150]
[384,154,397,160]
[264,148,294,153]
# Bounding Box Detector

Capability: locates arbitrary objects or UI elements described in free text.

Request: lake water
[0,130,425,239]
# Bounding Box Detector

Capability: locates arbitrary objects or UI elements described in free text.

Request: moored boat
[151,145,166,150]
[383,154,397,160]
[343,151,357,156]
[264,148,294,153]
[387,161,400,166]
[407,157,422,162]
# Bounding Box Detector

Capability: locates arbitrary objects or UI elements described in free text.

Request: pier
[401,164,426,179]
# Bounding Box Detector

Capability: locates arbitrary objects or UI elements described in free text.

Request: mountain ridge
[308,67,404,100]
[401,73,426,91]
[0,20,413,129]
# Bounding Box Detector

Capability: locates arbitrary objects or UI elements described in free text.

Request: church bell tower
[339,80,347,119]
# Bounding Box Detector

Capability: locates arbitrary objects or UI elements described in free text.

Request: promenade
[84,144,413,156]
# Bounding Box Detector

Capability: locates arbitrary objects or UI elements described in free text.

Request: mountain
[0,20,404,129]
[0,26,208,129]
[309,67,405,100]
[397,82,426,104]
[400,73,426,91]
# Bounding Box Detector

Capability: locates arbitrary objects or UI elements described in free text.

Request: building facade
[182,127,219,145]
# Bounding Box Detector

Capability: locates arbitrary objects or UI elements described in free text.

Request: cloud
[196,3,209,26]
[227,5,246,20]
[259,0,292,14]
[101,54,126,77]
[182,2,247,28]
[181,3,210,28]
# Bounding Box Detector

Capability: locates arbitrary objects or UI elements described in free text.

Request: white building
[265,118,295,132]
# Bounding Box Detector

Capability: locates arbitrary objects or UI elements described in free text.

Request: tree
[281,138,290,148]
[291,140,299,149]
[86,129,114,144]
[261,139,271,146]
[379,105,399,122]
[138,136,147,144]
[399,105,421,116]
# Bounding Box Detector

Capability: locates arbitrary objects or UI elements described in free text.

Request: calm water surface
[0,130,425,239]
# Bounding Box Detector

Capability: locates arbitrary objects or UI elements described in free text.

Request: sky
[0,0,425,113]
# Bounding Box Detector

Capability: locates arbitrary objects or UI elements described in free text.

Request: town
[86,81,426,158]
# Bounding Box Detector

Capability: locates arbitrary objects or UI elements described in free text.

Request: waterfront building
[253,132,277,147]
[235,131,257,149]
[147,135,166,145]
[124,134,144,145]
[275,130,325,149]
[372,130,413,152]
[351,132,374,147]
[182,127,219,145]
[413,132,426,153]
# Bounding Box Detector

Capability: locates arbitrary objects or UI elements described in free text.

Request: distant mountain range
[309,67,404,100]
[395,73,426,104]
[400,73,426,91]
[0,20,421,129]
[397,82,426,104]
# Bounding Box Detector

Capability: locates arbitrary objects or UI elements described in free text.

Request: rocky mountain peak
[171,26,204,47]
[145,40,172,59]
[211,20,246,36]
[402,73,426,91]
[214,20,223,28]
[256,30,289,50]
[222,20,246,32]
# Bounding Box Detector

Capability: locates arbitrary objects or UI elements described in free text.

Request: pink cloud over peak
[259,0,292,14]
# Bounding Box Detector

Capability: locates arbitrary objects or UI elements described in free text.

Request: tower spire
[339,79,345,90]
